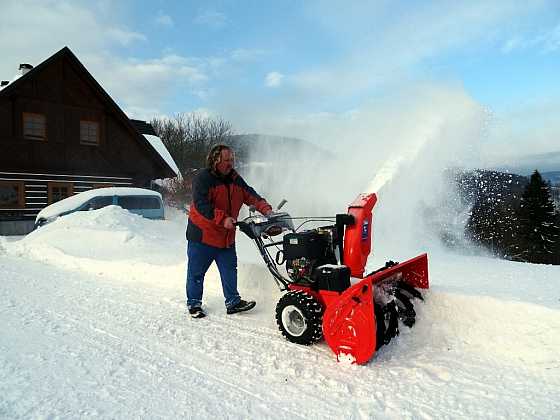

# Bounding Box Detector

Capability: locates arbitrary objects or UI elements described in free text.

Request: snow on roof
[0,73,22,92]
[35,187,162,222]
[143,134,181,178]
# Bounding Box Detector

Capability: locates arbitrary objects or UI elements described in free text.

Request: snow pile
[6,205,278,302]
[9,206,183,286]
[1,226,559,418]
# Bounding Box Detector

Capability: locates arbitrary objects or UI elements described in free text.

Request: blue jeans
[186,241,241,309]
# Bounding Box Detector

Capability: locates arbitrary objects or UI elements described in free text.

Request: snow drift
[1,205,559,418]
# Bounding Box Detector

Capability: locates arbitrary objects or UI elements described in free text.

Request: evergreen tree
[515,170,559,264]
[466,198,512,256]
[556,212,560,264]
[495,201,522,260]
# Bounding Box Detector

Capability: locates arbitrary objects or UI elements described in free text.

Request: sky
[1,0,560,164]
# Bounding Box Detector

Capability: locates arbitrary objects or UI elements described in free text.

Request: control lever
[276,199,287,210]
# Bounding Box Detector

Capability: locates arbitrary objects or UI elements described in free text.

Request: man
[186,144,272,318]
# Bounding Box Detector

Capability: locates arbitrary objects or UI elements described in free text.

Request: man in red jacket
[186,144,272,318]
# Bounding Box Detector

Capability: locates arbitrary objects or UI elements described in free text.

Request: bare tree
[151,113,236,174]
[151,113,250,207]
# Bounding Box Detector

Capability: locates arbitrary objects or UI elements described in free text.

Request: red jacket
[187,168,272,248]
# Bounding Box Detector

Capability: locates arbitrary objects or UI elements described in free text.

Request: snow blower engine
[237,193,429,364]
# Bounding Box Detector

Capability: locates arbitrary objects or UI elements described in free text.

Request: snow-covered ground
[1,206,559,419]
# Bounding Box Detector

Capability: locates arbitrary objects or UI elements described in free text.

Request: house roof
[130,119,181,177]
[130,119,157,136]
[0,47,177,179]
[143,134,181,177]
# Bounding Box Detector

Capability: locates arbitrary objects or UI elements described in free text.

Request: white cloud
[144,108,216,123]
[122,105,163,122]
[0,1,213,119]
[106,28,146,45]
[231,48,267,62]
[86,53,210,119]
[190,108,215,119]
[283,1,553,100]
[541,24,560,52]
[194,10,227,28]
[2,0,556,145]
[501,23,560,54]
[155,11,174,27]
[501,37,524,54]
[192,89,213,101]
[0,1,146,75]
[265,72,284,88]
[483,99,560,165]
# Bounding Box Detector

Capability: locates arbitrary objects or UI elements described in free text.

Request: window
[80,120,99,145]
[86,196,113,210]
[118,196,161,210]
[23,113,46,140]
[48,182,73,204]
[0,181,25,209]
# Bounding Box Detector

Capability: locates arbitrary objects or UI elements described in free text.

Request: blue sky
[1,0,559,159]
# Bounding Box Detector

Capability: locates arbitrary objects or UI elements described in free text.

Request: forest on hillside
[456,169,560,265]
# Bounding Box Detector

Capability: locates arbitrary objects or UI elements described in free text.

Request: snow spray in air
[241,85,486,260]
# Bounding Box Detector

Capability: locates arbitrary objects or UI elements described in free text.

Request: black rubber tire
[275,290,323,345]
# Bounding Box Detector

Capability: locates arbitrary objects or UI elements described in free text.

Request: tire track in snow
[2,254,560,419]
[0,257,343,418]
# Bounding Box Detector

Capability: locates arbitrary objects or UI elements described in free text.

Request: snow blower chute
[237,193,429,364]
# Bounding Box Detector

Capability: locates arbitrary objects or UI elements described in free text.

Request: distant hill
[496,150,560,177]
[541,171,560,185]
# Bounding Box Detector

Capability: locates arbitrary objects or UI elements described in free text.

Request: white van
[34,187,164,228]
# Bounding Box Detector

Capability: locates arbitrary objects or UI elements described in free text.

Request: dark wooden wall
[0,53,163,185]
[0,171,134,221]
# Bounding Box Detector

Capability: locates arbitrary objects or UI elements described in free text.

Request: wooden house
[0,47,176,235]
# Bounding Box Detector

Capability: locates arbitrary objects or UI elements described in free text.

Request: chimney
[1,81,9,87]
[19,63,33,75]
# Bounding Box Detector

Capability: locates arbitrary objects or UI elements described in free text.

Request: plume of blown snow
[240,84,486,262]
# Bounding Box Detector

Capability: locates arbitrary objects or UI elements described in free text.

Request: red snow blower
[237,193,429,364]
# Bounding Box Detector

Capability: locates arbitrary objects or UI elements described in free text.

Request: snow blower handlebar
[236,208,342,291]
[236,211,296,290]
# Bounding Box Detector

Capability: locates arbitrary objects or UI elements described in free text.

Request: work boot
[189,307,206,319]
[226,299,256,314]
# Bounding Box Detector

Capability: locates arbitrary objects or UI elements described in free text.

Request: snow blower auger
[237,193,429,364]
